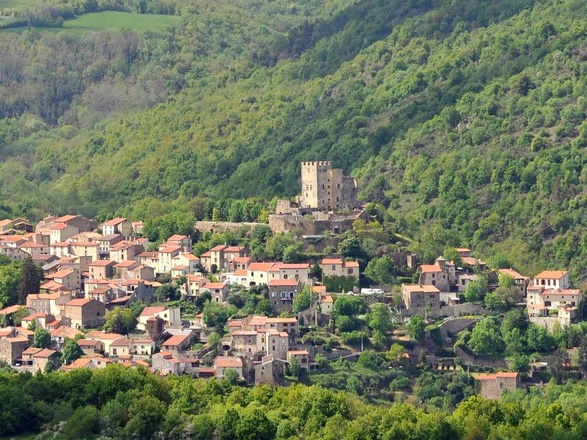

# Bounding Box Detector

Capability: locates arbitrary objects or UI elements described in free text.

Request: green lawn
[0,11,180,33]
[63,11,180,32]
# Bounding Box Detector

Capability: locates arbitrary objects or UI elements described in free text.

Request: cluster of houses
[400,247,582,326]
[0,214,360,381]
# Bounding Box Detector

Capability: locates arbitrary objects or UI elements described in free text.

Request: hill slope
[2,0,587,273]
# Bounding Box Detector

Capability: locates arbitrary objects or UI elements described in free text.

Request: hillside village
[0,163,584,401]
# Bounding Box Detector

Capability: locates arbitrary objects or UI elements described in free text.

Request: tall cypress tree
[17,257,43,304]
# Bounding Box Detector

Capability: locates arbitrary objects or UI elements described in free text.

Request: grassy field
[0,10,181,33]
[63,11,180,32]
[0,0,43,8]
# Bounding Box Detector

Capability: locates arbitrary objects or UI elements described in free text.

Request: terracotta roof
[402,284,441,293]
[321,258,343,265]
[51,327,83,338]
[455,247,471,252]
[476,372,519,380]
[269,279,299,287]
[248,262,277,272]
[160,246,181,253]
[103,217,127,226]
[86,331,122,340]
[232,330,258,336]
[234,269,248,276]
[345,261,359,268]
[224,246,245,252]
[288,350,309,355]
[419,264,442,273]
[89,260,115,267]
[35,349,57,358]
[204,282,227,289]
[163,335,188,347]
[51,223,70,230]
[539,289,580,296]
[140,307,166,316]
[167,234,188,241]
[77,339,100,346]
[214,356,242,368]
[0,219,12,227]
[46,269,75,279]
[115,260,139,268]
[0,305,26,315]
[233,256,251,263]
[210,245,227,251]
[534,270,568,279]
[498,268,529,280]
[66,298,93,307]
[55,215,78,223]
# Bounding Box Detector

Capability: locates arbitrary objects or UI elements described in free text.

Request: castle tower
[299,161,357,211]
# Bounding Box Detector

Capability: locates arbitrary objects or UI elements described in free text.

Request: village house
[532,270,571,290]
[162,234,193,253]
[50,327,82,350]
[0,245,31,262]
[254,354,288,385]
[119,279,155,303]
[202,282,229,303]
[63,298,105,329]
[171,252,200,274]
[223,269,249,286]
[402,284,441,310]
[0,335,30,366]
[181,274,208,298]
[247,262,279,286]
[27,291,74,316]
[101,218,132,237]
[475,372,520,399]
[68,241,100,261]
[61,356,111,371]
[214,356,243,379]
[138,306,182,330]
[50,223,78,245]
[288,349,311,369]
[45,268,81,291]
[319,258,360,283]
[110,241,145,263]
[498,268,530,294]
[132,338,156,356]
[88,260,117,280]
[18,242,50,257]
[85,331,124,353]
[161,334,190,353]
[97,234,124,258]
[77,339,105,356]
[418,258,453,292]
[268,279,301,312]
[527,288,583,316]
[158,246,181,273]
[20,347,59,372]
[21,313,57,330]
[109,338,132,358]
[248,316,299,340]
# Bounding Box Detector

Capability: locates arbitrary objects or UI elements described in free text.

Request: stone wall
[400,303,490,318]
[194,221,260,234]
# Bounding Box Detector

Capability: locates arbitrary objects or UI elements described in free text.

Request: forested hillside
[2,0,587,273]
[3,364,587,439]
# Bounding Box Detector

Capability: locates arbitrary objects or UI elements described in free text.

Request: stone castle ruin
[269,162,366,235]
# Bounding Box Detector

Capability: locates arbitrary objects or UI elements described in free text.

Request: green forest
[2,364,587,439]
[2,0,587,274]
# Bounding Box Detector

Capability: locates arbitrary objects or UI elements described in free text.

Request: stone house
[88,260,117,280]
[162,234,192,252]
[158,246,181,273]
[50,223,78,245]
[203,282,229,303]
[532,270,571,290]
[402,284,441,310]
[50,327,83,350]
[214,356,243,379]
[110,241,145,263]
[161,334,190,353]
[101,218,132,237]
[97,234,124,258]
[319,258,359,282]
[254,354,287,385]
[476,372,520,399]
[288,350,310,369]
[45,268,81,291]
[527,288,583,315]
[77,339,105,356]
[418,262,451,292]
[0,336,29,366]
[63,298,105,329]
[268,279,301,313]
[21,347,59,372]
[85,331,124,353]
[138,306,181,330]
[27,291,74,316]
[247,262,277,286]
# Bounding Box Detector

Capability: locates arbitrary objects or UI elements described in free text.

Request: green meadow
[63,11,180,32]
